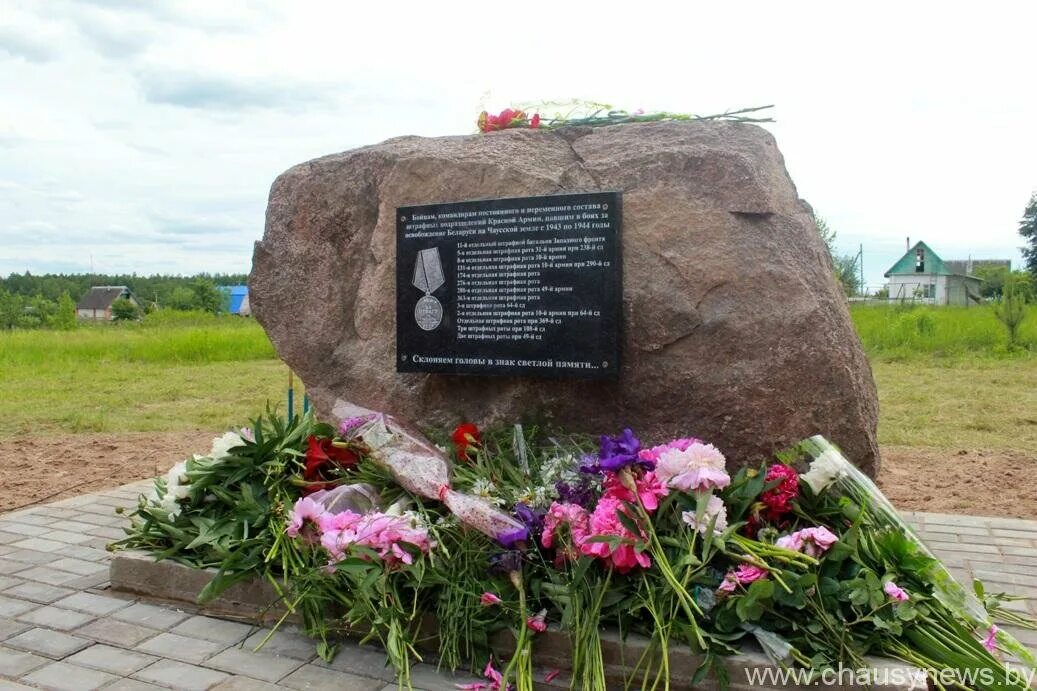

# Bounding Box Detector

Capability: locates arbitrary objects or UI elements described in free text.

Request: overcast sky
[2,1,1034,289]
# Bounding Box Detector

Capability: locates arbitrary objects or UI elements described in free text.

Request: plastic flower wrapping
[120,408,1037,691]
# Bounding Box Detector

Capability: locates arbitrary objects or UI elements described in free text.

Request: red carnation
[760,463,799,521]
[302,436,359,494]
[452,423,481,461]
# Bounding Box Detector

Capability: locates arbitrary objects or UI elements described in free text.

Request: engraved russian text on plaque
[395,192,622,379]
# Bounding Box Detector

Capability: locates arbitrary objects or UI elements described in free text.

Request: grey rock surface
[251,121,880,475]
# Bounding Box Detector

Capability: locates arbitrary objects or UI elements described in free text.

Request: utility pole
[859,244,865,297]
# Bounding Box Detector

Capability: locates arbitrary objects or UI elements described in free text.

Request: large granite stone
[251,121,880,475]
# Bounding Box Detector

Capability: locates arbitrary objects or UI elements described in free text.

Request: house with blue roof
[218,285,251,316]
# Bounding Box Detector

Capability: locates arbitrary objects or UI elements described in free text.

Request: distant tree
[816,216,862,296]
[166,286,197,311]
[191,279,224,314]
[993,272,1032,347]
[111,298,140,322]
[973,265,1011,299]
[1021,193,1037,277]
[0,289,24,330]
[51,293,77,330]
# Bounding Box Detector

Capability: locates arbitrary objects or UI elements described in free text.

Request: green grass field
[0,306,1034,453]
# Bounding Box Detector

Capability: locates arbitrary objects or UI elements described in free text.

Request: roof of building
[218,285,249,314]
[884,241,950,277]
[944,259,1012,275]
[77,286,132,310]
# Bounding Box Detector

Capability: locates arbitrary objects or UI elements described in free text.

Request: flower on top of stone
[477,108,538,133]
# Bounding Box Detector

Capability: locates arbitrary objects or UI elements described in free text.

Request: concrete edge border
[110,550,924,690]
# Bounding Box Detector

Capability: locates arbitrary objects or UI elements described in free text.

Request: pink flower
[681,494,729,535]
[526,609,547,633]
[320,510,430,567]
[601,471,668,512]
[884,581,909,602]
[480,592,502,607]
[983,624,998,653]
[655,443,730,493]
[638,437,700,464]
[718,564,768,593]
[580,497,651,573]
[541,502,591,550]
[286,497,327,543]
[775,526,838,558]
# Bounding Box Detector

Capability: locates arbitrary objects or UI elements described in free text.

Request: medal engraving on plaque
[412,247,445,331]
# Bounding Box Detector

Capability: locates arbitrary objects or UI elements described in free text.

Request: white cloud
[0,0,1034,288]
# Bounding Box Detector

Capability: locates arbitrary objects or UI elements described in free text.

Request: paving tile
[0,522,51,537]
[0,560,30,575]
[54,545,110,563]
[405,663,484,691]
[0,617,31,640]
[48,559,109,577]
[0,532,26,546]
[4,627,91,659]
[202,646,304,682]
[170,616,253,644]
[111,602,190,630]
[972,569,1037,589]
[74,619,159,647]
[74,513,127,528]
[65,643,158,675]
[53,592,132,617]
[3,549,55,565]
[0,645,49,676]
[9,537,67,553]
[317,643,396,681]
[62,573,110,591]
[11,566,84,587]
[926,540,1001,554]
[102,680,166,691]
[0,576,22,591]
[3,582,75,605]
[136,632,228,664]
[22,659,119,690]
[243,629,317,661]
[82,525,126,540]
[134,659,230,691]
[210,677,283,691]
[0,596,37,618]
[280,664,387,690]
[0,681,37,690]
[16,605,95,631]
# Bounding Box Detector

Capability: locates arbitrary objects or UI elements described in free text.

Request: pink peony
[541,502,591,550]
[638,437,700,464]
[321,510,430,567]
[601,470,668,512]
[775,526,838,558]
[580,497,651,573]
[983,625,998,654]
[655,443,730,493]
[884,581,909,602]
[681,494,729,535]
[480,592,502,607]
[286,497,327,543]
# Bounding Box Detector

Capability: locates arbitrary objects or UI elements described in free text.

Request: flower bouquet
[118,408,1035,691]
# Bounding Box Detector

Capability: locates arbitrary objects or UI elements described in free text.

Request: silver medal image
[412,247,445,331]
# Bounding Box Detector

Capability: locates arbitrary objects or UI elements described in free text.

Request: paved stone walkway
[0,485,1034,690]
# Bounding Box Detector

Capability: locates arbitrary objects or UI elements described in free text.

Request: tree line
[0,272,248,329]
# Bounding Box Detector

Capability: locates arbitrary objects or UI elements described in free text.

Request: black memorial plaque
[396,192,621,379]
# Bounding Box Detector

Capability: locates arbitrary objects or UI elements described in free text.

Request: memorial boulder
[250,120,880,476]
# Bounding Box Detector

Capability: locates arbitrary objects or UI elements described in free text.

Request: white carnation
[801,449,849,494]
[209,431,245,460]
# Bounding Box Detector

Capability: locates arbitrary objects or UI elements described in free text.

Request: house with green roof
[883,241,983,305]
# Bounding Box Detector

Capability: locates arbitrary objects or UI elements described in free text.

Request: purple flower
[555,480,597,508]
[496,526,528,548]
[514,503,545,537]
[338,414,374,437]
[598,429,641,471]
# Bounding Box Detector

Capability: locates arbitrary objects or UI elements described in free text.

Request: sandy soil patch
[1,435,1035,520]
